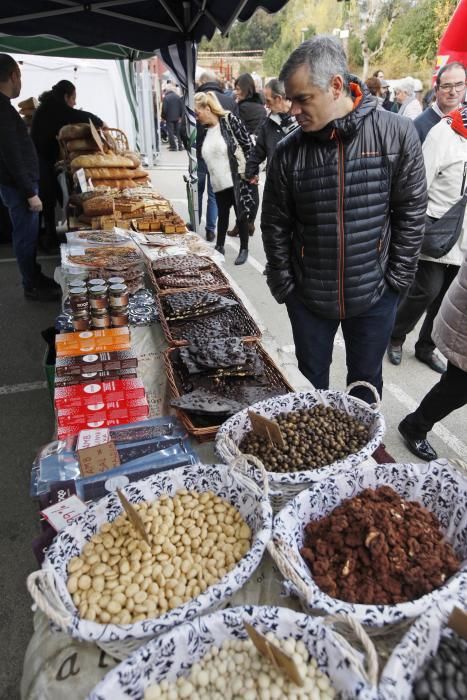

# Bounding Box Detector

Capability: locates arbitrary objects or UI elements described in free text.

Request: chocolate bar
[57,397,149,427]
[55,379,146,408]
[55,369,138,387]
[56,350,138,377]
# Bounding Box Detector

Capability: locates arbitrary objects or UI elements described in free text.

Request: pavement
[0,143,465,698]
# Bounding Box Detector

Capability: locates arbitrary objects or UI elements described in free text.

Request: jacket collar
[306,77,377,143]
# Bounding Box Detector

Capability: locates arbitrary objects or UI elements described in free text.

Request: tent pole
[184,37,199,233]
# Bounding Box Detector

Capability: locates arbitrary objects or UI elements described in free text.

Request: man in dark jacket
[195,71,237,241]
[244,78,298,182]
[161,85,184,151]
[387,61,466,373]
[0,54,59,301]
[261,36,427,404]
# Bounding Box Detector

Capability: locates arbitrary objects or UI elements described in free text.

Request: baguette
[84,167,148,180]
[122,151,141,168]
[71,153,134,170]
[93,179,137,189]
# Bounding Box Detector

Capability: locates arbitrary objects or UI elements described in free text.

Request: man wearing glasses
[413,63,466,144]
[387,62,466,373]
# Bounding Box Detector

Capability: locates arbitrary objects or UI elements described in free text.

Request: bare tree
[348,0,401,79]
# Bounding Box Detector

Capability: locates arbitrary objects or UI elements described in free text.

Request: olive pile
[239,405,369,473]
[412,635,467,699]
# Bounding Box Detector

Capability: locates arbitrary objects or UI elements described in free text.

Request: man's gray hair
[395,78,415,97]
[265,78,286,98]
[198,69,219,86]
[279,35,348,90]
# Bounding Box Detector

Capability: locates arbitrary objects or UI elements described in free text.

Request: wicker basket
[156,286,262,346]
[89,606,379,700]
[154,262,231,295]
[269,459,467,632]
[216,383,385,512]
[163,340,294,443]
[27,462,272,659]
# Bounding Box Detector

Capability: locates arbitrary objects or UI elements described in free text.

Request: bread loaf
[58,124,92,141]
[82,195,115,217]
[18,97,38,110]
[85,167,148,180]
[66,138,100,152]
[122,151,141,168]
[71,153,134,170]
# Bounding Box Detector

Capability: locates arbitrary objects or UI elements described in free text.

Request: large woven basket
[216,383,385,511]
[270,459,467,631]
[88,605,379,700]
[27,461,272,659]
[156,286,262,346]
[164,340,294,443]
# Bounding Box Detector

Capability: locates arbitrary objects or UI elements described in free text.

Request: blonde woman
[194,91,254,265]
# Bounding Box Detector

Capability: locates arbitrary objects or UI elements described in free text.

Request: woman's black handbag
[422,163,467,259]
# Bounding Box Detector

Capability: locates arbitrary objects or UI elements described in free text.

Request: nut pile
[144,634,336,700]
[239,406,369,473]
[66,489,252,624]
[413,634,467,699]
[301,486,460,605]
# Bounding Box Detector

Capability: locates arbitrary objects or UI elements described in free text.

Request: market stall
[1,3,466,699]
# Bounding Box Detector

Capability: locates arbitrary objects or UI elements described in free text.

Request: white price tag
[76,428,110,451]
[41,495,87,532]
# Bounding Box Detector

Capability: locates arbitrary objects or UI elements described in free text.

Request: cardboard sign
[244,622,304,686]
[41,495,87,532]
[89,119,105,153]
[78,440,120,477]
[248,411,285,448]
[116,489,150,544]
[448,606,467,640]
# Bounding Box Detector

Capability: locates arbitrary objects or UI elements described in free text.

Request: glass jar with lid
[69,286,89,314]
[108,283,129,308]
[89,285,109,310]
[91,309,110,329]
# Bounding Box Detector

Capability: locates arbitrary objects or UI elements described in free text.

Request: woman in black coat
[228,73,265,238]
[31,80,103,248]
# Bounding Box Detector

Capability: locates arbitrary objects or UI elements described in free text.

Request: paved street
[0,145,465,698]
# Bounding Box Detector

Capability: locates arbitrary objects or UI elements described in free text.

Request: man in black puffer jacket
[261,36,427,404]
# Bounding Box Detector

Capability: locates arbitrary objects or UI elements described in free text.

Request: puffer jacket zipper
[335,131,346,319]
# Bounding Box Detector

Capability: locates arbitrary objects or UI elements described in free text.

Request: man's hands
[28,195,42,212]
[248,176,259,185]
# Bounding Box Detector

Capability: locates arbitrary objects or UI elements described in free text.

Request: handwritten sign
[244,622,304,687]
[76,427,110,451]
[448,607,467,640]
[77,440,120,477]
[41,495,87,532]
[117,489,150,544]
[248,411,285,448]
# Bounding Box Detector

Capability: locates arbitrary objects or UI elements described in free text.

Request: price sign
[77,440,120,477]
[448,607,467,640]
[248,411,285,448]
[41,495,87,532]
[89,119,105,153]
[75,168,88,193]
[117,489,150,544]
[244,622,304,687]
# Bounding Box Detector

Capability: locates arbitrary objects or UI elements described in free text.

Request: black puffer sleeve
[388,118,427,291]
[260,135,297,303]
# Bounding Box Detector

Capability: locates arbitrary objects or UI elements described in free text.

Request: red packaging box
[57,412,148,439]
[57,398,149,427]
[54,379,146,408]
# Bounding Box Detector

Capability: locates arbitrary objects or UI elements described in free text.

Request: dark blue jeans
[285,285,400,403]
[0,183,40,289]
[197,158,217,233]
